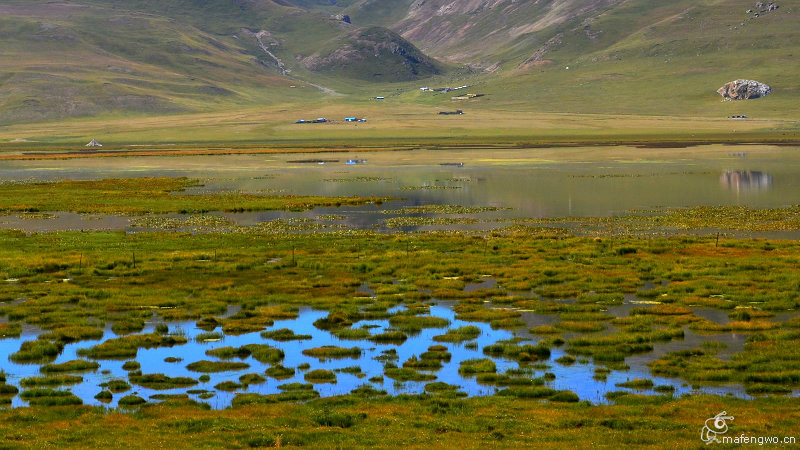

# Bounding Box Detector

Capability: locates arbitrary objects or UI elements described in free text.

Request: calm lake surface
[1,145,799,231]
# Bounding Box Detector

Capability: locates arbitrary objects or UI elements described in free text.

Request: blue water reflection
[0,303,751,409]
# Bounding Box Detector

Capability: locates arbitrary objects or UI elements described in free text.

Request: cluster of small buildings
[419,85,471,93]
[295,117,366,124]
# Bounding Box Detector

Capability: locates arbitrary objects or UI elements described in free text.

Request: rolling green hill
[0,1,306,124]
[301,26,443,81]
[0,0,442,124]
[471,0,799,118]
[0,0,797,139]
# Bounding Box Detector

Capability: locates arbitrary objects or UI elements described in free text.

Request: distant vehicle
[346,159,367,165]
[375,97,385,100]
[312,118,327,123]
[295,119,306,123]
[731,115,748,119]
[345,117,357,122]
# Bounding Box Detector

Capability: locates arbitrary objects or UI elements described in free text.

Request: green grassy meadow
[0,0,798,149]
[1,395,799,447]
[2,216,800,445]
[0,106,797,151]
[0,177,385,214]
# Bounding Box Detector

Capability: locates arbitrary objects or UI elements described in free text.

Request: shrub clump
[615,378,654,390]
[384,368,436,382]
[129,373,198,390]
[40,360,100,373]
[10,340,64,363]
[311,409,365,428]
[77,334,187,359]
[265,365,295,379]
[458,358,497,376]
[186,361,250,373]
[20,389,82,406]
[302,346,361,359]
[260,328,311,341]
[118,394,147,407]
[433,326,481,343]
[304,369,337,384]
[20,375,83,387]
[95,390,113,402]
[99,379,131,393]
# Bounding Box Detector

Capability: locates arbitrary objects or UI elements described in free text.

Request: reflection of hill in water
[720,171,773,192]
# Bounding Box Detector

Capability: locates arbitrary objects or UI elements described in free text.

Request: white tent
[86,139,102,147]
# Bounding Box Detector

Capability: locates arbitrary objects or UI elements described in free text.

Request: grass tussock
[77,334,187,359]
[129,374,198,390]
[302,346,361,360]
[304,370,337,384]
[40,360,100,373]
[261,328,312,341]
[185,361,250,373]
[433,326,481,343]
[20,375,83,387]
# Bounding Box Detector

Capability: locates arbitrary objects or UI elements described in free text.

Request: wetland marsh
[2,144,800,446]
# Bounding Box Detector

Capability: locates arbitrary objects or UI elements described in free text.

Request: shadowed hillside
[301,26,442,81]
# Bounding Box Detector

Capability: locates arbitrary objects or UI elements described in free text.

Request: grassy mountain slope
[276,0,360,11]
[485,0,800,117]
[339,0,797,120]
[87,0,439,84]
[391,0,625,64]
[0,0,797,140]
[0,1,319,124]
[0,0,445,125]
[344,0,417,28]
[308,0,798,121]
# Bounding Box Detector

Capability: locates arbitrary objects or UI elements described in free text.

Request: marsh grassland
[1,0,800,444]
[1,164,800,447]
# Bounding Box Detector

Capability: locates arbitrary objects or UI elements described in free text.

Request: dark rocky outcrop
[717,80,772,100]
[302,26,441,81]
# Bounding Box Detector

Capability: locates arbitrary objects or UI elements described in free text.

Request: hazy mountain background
[0,0,796,126]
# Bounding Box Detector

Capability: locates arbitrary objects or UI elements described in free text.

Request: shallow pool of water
[3,145,800,235]
[0,303,754,409]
